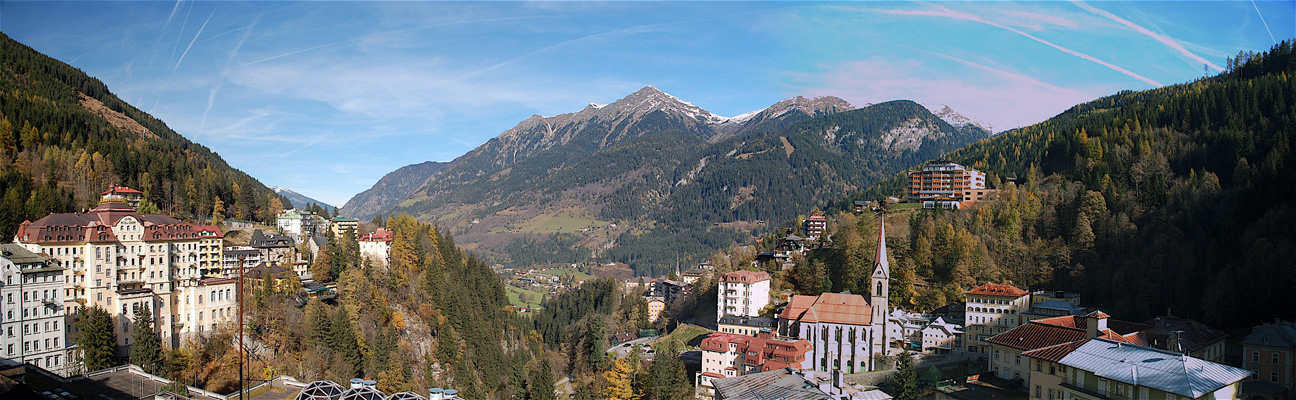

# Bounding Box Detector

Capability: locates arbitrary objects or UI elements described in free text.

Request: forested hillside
[146,215,549,399]
[844,41,1296,330]
[0,33,287,237]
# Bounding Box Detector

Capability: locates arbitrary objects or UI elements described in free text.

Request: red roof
[720,270,771,284]
[987,321,1088,351]
[966,283,1029,297]
[14,206,200,244]
[805,214,826,221]
[1022,340,1089,362]
[102,186,142,195]
[360,227,394,242]
[992,315,1145,352]
[700,332,810,368]
[192,225,224,238]
[779,293,873,325]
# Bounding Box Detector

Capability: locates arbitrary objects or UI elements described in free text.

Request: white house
[717,270,771,322]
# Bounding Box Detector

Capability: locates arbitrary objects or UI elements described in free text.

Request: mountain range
[269,185,337,214]
[343,86,991,274]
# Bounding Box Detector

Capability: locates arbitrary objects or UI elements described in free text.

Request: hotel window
[1253,350,1260,362]
[1273,353,1280,363]
[1035,385,1041,398]
[1273,371,1280,383]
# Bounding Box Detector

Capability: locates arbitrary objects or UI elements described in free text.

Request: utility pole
[237,254,245,400]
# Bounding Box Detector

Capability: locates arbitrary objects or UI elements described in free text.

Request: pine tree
[129,306,164,374]
[894,351,919,400]
[644,343,692,399]
[77,306,117,371]
[527,359,557,400]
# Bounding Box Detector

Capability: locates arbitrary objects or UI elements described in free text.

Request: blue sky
[2,1,1291,206]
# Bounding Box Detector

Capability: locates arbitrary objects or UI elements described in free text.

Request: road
[609,336,659,360]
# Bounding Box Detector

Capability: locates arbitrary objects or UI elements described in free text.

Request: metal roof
[712,368,829,400]
[1059,338,1252,398]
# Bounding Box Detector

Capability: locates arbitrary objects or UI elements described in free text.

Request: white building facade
[0,245,70,375]
[13,194,237,357]
[717,270,771,322]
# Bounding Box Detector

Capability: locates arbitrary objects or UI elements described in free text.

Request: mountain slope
[270,186,336,214]
[369,88,988,274]
[0,33,287,237]
[848,40,1296,329]
[340,161,447,218]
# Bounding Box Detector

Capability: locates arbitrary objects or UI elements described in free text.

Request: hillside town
[2,160,1295,400]
[0,10,1292,399]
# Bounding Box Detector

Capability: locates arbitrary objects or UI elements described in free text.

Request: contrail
[169,2,193,63]
[174,7,215,73]
[234,41,347,68]
[871,5,1163,87]
[1072,1,1223,72]
[1251,0,1277,44]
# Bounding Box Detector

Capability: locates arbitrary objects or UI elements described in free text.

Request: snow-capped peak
[924,103,992,133]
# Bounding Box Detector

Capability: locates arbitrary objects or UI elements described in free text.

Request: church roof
[780,293,873,326]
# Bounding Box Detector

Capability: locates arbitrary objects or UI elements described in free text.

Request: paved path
[608,336,658,359]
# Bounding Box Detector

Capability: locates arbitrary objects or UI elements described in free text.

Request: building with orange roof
[12,188,239,355]
[964,282,1032,353]
[101,185,143,208]
[986,311,1144,389]
[717,270,771,322]
[697,331,812,397]
[907,161,994,209]
[802,213,827,240]
[777,292,879,373]
[358,227,394,266]
[191,225,224,276]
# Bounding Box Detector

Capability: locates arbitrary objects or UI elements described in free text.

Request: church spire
[873,212,889,280]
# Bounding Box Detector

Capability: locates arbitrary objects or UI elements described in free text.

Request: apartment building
[1241,319,1296,400]
[12,191,236,355]
[0,245,70,375]
[964,283,1031,353]
[717,270,771,322]
[697,331,811,397]
[907,161,993,208]
[358,228,393,266]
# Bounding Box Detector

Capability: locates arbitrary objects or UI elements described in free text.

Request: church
[776,216,891,373]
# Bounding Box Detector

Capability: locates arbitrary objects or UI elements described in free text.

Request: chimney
[363,380,377,388]
[429,388,444,400]
[444,389,459,399]
[1085,311,1109,339]
[350,378,364,389]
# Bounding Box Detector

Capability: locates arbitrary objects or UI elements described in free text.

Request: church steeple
[870,212,889,320]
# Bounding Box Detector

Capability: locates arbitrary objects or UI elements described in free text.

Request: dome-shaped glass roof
[339,385,387,400]
[295,380,345,400]
[388,391,427,400]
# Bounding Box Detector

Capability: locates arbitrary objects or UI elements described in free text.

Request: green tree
[77,306,117,371]
[526,359,557,400]
[894,351,918,400]
[644,342,692,400]
[129,305,164,374]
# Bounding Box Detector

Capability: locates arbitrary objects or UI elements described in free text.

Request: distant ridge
[346,87,989,273]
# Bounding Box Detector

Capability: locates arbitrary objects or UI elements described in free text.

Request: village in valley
[0,6,1292,398]
[3,161,1293,400]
